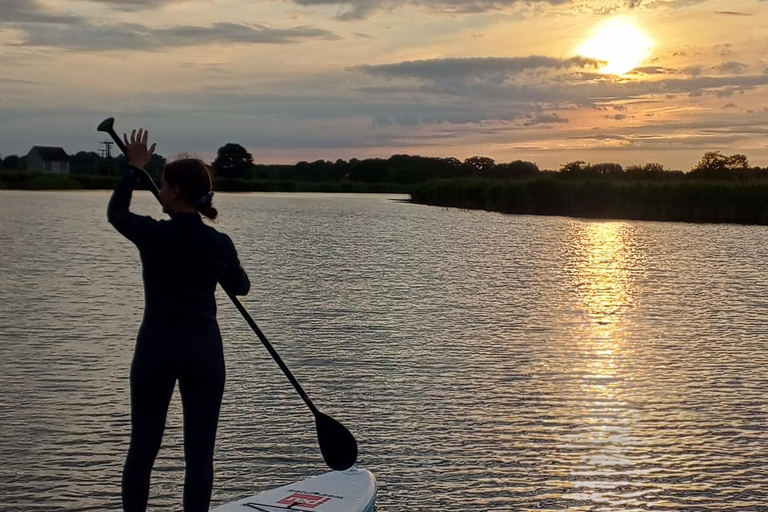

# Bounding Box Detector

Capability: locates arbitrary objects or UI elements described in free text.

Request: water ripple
[1,191,767,511]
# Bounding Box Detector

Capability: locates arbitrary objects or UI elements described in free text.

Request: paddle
[98,117,358,471]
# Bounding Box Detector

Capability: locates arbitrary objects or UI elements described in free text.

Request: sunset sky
[1,0,767,170]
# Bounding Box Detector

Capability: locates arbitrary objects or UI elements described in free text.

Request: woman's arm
[106,128,159,245]
[107,167,157,244]
[216,234,251,296]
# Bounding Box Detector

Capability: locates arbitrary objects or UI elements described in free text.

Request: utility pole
[100,140,114,159]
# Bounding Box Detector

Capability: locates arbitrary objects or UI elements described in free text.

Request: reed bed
[0,172,406,194]
[410,178,768,225]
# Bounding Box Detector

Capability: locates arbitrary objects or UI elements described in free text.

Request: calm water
[1,190,767,511]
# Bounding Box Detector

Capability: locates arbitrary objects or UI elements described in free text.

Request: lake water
[1,190,767,511]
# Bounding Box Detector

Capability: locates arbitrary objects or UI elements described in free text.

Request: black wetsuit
[107,167,250,512]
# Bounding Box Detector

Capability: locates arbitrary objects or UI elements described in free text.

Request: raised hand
[123,128,157,170]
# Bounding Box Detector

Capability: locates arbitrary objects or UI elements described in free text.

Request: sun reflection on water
[561,221,651,509]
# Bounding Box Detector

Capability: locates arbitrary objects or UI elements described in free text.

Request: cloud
[355,56,600,81]
[523,113,568,126]
[0,0,80,23]
[717,61,748,74]
[632,66,675,75]
[715,10,750,16]
[353,55,768,110]
[11,21,340,51]
[683,66,702,77]
[0,77,41,84]
[291,0,574,20]
[76,0,191,10]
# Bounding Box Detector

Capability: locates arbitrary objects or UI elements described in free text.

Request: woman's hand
[123,128,157,170]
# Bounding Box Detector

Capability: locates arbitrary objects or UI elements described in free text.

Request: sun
[577,17,653,75]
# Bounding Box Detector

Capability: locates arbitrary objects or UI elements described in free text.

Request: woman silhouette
[108,128,250,512]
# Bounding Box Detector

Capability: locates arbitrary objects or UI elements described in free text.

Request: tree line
[2,142,767,184]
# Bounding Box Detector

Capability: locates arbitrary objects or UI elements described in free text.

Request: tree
[2,155,20,170]
[69,151,103,174]
[727,153,749,170]
[690,151,750,179]
[589,162,624,176]
[692,151,729,173]
[560,160,587,174]
[491,160,539,179]
[145,153,167,179]
[643,162,666,174]
[626,162,667,180]
[212,143,253,179]
[464,156,496,172]
[349,158,389,183]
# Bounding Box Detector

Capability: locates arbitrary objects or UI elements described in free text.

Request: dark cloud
[292,0,574,20]
[355,56,600,81]
[353,56,768,110]
[715,87,747,97]
[683,66,702,77]
[715,10,750,15]
[523,113,568,126]
[80,0,192,10]
[0,0,80,23]
[11,21,340,50]
[717,61,748,74]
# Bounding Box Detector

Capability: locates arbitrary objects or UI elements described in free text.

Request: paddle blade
[315,411,358,471]
[97,117,115,133]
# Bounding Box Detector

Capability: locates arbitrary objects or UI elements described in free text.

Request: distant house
[26,146,70,173]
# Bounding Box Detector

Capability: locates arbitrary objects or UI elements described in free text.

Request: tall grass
[0,172,405,194]
[0,172,122,190]
[410,178,768,225]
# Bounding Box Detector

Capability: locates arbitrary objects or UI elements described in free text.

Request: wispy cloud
[715,10,751,16]
[291,0,575,20]
[523,113,569,126]
[0,0,80,23]
[77,0,195,10]
[355,56,601,80]
[10,21,340,51]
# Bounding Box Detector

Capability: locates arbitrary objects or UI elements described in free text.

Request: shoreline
[0,172,407,194]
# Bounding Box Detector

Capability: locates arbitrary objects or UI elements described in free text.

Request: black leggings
[122,325,225,512]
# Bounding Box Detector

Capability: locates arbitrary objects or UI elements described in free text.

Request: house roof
[30,146,69,161]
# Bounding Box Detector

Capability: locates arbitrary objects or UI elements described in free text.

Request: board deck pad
[211,468,376,512]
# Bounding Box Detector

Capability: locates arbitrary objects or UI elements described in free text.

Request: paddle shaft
[102,125,320,417]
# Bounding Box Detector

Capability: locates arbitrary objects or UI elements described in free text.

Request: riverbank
[410,178,768,225]
[0,172,407,194]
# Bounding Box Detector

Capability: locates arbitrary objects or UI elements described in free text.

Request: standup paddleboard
[211,467,376,512]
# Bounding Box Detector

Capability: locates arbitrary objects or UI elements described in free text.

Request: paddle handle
[100,120,320,416]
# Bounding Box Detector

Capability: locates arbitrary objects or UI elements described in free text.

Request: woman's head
[160,158,218,220]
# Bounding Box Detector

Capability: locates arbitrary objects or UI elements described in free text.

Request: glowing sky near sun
[1,0,767,170]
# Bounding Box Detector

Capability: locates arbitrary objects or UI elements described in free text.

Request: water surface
[1,190,766,511]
